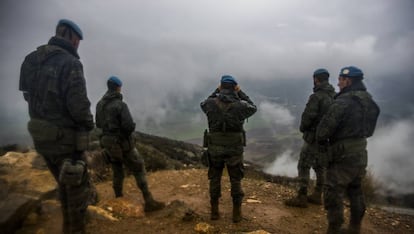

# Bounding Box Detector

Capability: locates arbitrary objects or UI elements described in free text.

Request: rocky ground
[10,166,414,234]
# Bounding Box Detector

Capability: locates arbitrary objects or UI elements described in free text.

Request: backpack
[352,94,380,137]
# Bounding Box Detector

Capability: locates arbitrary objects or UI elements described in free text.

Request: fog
[259,101,295,127]
[1,0,413,193]
[264,150,297,177]
[368,118,414,194]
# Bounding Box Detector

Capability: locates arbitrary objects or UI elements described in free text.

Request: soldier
[200,75,257,223]
[19,19,94,233]
[285,68,335,208]
[316,66,380,234]
[95,76,165,212]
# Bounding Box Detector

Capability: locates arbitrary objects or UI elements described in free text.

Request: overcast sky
[1,0,414,138]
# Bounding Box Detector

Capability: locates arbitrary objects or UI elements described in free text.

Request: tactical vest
[331,91,380,142]
[205,99,245,147]
[96,97,123,136]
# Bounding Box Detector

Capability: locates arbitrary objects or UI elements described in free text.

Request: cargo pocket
[75,131,90,151]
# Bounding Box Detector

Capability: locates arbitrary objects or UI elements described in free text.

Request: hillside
[1,132,413,234]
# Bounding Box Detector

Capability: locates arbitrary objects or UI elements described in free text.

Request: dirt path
[16,168,414,234]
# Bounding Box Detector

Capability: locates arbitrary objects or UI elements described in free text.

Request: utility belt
[100,134,136,162]
[100,134,135,151]
[27,118,89,151]
[203,130,246,147]
[328,138,367,161]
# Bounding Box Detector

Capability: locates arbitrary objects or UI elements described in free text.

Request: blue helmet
[57,19,83,40]
[313,68,329,77]
[339,66,364,79]
[220,75,237,85]
[108,76,122,87]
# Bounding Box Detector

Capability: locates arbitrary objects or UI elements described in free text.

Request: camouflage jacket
[19,37,94,131]
[209,88,254,105]
[200,89,257,133]
[316,81,379,143]
[300,81,335,143]
[95,90,135,138]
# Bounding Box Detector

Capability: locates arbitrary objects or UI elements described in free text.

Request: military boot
[348,224,361,234]
[135,173,165,212]
[348,217,362,234]
[284,193,308,208]
[232,199,242,223]
[143,194,165,212]
[307,189,322,205]
[114,190,123,198]
[210,199,220,220]
[326,224,346,234]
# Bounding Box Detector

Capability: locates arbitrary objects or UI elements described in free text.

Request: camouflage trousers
[207,145,244,203]
[37,148,91,234]
[297,142,326,194]
[107,147,151,199]
[324,144,367,228]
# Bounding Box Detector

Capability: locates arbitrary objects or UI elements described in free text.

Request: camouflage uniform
[286,81,335,207]
[96,90,164,212]
[316,80,379,233]
[209,87,254,105]
[201,88,257,222]
[19,36,94,234]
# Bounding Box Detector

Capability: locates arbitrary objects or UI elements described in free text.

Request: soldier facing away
[285,68,335,208]
[316,66,380,234]
[95,76,165,212]
[200,75,257,223]
[19,19,94,233]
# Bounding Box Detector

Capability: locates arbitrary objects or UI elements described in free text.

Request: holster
[100,135,123,162]
[201,150,210,167]
[120,134,135,151]
[203,129,209,147]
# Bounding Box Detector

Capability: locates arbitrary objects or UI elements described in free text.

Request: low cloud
[368,118,414,194]
[263,150,297,177]
[259,101,295,127]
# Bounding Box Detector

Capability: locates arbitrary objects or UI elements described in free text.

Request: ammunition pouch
[120,135,135,151]
[100,135,123,162]
[59,159,86,186]
[207,132,245,147]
